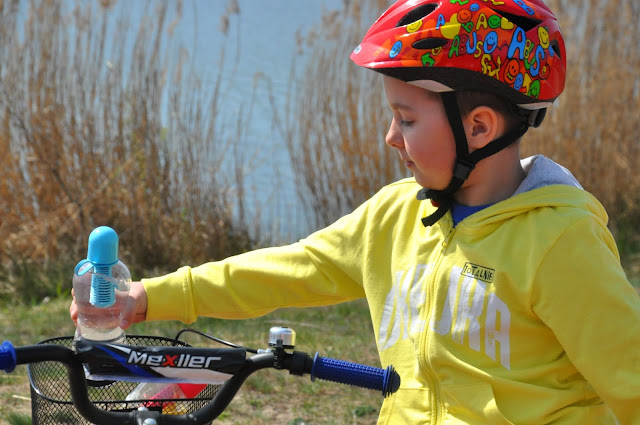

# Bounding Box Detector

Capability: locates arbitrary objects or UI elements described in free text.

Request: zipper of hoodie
[419,224,456,425]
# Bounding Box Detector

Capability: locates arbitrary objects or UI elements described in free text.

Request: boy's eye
[400,120,413,127]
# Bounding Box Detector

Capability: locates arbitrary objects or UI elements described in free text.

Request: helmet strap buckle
[528,108,547,128]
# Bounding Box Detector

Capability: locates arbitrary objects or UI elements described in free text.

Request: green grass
[0,296,380,425]
[6,414,31,425]
[3,274,638,425]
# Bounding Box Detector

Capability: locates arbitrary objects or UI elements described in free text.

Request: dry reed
[0,0,638,301]
[282,0,402,229]
[0,0,254,301]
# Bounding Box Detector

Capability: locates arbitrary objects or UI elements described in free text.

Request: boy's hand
[70,281,148,330]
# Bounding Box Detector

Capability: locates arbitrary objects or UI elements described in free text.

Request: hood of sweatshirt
[448,155,608,229]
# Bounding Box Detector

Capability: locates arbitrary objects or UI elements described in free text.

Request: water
[150,0,346,240]
[42,0,348,241]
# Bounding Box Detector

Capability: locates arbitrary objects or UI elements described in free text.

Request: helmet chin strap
[417,92,529,227]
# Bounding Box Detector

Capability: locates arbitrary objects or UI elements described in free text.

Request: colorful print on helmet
[350,0,566,109]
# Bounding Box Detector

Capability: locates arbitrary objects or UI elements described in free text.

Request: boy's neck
[453,146,525,206]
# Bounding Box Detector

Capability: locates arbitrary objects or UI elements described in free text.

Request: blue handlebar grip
[310,352,400,397]
[0,341,17,373]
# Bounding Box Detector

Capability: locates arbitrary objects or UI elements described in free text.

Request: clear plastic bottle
[74,227,207,402]
[73,226,131,345]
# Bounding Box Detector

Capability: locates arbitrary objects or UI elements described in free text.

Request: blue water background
[157,0,345,241]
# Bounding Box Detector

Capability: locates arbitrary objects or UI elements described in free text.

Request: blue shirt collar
[450,202,493,226]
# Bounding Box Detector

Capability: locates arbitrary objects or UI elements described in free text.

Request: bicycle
[0,326,400,424]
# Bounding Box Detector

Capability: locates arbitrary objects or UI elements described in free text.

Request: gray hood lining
[513,155,583,197]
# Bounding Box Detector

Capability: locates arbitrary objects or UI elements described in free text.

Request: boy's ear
[464,106,501,150]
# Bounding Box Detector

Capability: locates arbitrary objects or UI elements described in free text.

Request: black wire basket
[27,335,221,425]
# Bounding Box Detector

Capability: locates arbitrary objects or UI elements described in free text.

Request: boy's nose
[385,119,404,149]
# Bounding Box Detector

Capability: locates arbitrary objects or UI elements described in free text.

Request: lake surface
[136,0,347,241]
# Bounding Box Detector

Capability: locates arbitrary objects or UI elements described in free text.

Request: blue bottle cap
[84,226,119,308]
[87,226,119,266]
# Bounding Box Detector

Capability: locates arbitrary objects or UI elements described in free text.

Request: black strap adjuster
[453,159,475,180]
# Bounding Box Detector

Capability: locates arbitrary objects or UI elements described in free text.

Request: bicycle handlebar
[310,352,397,396]
[0,338,400,424]
[0,341,16,373]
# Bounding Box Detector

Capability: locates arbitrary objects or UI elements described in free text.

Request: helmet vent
[492,10,542,32]
[396,3,438,28]
[412,38,448,50]
[549,39,562,59]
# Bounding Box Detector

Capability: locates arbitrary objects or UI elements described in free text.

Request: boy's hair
[456,91,525,135]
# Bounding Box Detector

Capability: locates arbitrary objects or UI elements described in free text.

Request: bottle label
[75,340,245,384]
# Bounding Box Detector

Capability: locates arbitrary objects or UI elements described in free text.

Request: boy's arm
[143,242,366,323]
[142,197,377,323]
[532,217,640,423]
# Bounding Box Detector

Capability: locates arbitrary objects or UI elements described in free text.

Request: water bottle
[73,226,131,345]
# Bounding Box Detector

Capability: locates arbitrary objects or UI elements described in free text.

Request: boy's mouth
[399,153,414,168]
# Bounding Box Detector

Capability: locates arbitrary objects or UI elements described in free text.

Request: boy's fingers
[119,281,148,329]
[119,297,137,329]
[69,300,78,324]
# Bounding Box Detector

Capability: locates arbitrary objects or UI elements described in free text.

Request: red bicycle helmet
[351,0,567,226]
[350,0,566,109]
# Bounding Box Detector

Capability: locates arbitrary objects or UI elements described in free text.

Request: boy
[71,0,640,423]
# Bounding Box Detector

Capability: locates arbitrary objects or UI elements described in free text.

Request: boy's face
[383,76,457,190]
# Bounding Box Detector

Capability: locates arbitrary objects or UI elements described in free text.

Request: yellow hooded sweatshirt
[144,156,640,424]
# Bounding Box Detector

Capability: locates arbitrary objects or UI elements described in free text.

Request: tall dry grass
[286,0,640,269]
[281,0,403,228]
[0,0,255,301]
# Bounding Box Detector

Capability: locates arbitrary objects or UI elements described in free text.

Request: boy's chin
[414,175,449,191]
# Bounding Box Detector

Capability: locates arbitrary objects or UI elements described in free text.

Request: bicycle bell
[268,326,296,349]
